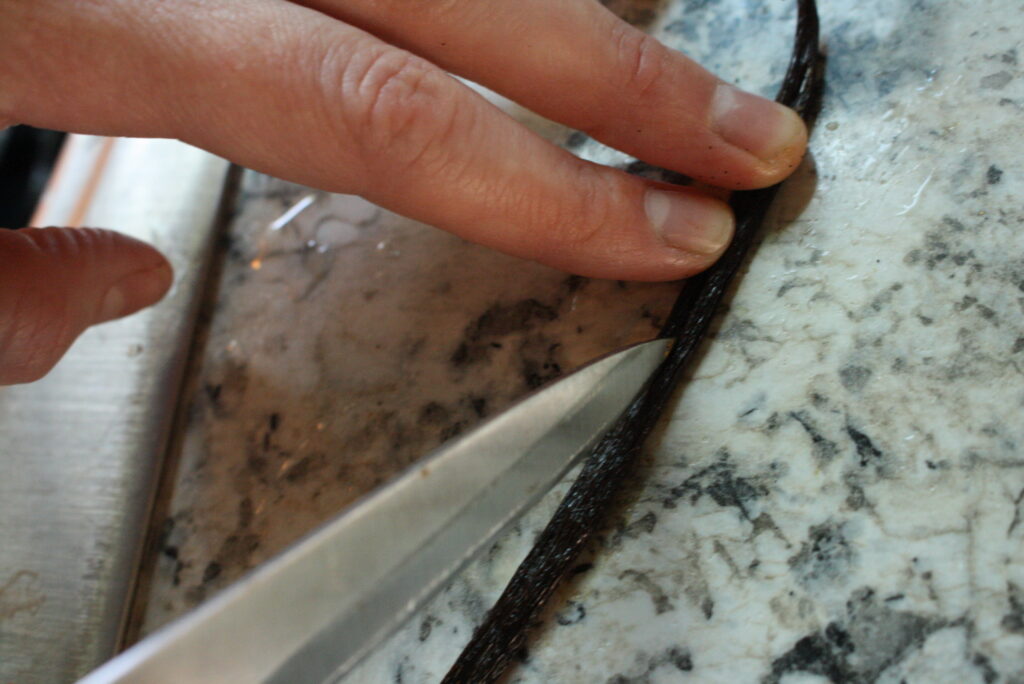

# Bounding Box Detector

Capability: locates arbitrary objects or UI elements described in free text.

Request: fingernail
[645,188,734,255]
[98,263,173,323]
[710,83,806,163]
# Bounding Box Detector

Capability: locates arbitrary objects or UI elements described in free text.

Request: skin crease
[0,0,807,384]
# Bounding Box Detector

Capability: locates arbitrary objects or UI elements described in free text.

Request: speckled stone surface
[139,0,1024,681]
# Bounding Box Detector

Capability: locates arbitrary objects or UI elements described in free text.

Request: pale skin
[0,0,807,385]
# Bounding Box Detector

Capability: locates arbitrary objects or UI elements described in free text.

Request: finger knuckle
[321,43,461,176]
[611,25,668,100]
[512,164,612,255]
[559,175,616,251]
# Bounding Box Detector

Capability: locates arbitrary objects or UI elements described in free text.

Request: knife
[78,338,672,684]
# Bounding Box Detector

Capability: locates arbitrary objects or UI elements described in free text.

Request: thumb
[0,227,173,385]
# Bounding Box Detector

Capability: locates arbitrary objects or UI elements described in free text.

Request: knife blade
[79,338,672,684]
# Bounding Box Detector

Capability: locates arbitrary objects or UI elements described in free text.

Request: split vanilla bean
[443,2,825,681]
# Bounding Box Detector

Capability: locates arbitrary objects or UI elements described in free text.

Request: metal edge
[77,339,670,683]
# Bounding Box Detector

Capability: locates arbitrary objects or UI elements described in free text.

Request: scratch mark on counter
[896,171,934,216]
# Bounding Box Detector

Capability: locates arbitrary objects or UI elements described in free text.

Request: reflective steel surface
[77,339,670,684]
[0,136,229,683]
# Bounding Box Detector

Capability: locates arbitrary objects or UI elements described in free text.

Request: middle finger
[296,0,807,190]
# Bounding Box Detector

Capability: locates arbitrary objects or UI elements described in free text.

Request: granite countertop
[136,0,1024,681]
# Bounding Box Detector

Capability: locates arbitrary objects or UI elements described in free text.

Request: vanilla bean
[443,4,824,681]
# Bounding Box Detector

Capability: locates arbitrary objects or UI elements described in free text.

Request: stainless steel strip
[0,136,230,684]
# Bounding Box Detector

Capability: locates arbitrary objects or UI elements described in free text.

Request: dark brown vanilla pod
[443,3,824,682]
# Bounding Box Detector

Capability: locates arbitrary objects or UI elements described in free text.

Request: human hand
[0,0,806,383]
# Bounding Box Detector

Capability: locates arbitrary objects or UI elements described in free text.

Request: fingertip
[520,179,735,283]
[0,227,174,385]
[644,187,735,258]
[709,83,808,187]
[18,226,175,324]
[96,261,174,323]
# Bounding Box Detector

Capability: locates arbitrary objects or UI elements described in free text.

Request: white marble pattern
[139,0,1024,681]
